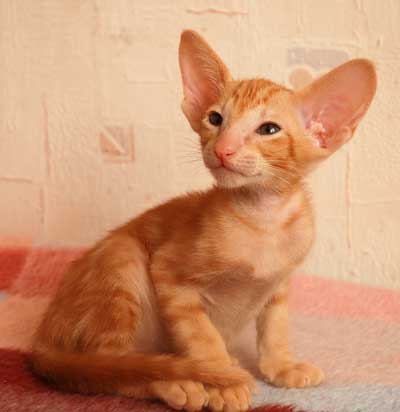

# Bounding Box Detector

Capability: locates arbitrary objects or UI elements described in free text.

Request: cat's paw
[206,384,253,412]
[150,380,209,411]
[260,360,324,388]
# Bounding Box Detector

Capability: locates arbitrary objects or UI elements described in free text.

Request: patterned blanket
[0,244,399,412]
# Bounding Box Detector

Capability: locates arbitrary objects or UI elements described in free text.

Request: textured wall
[1,0,399,289]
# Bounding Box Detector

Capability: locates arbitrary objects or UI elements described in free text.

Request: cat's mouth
[203,149,262,181]
[210,162,262,178]
[210,166,265,189]
[211,164,245,176]
[210,165,262,182]
[210,156,244,175]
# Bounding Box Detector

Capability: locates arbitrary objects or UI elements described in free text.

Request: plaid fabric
[0,244,399,411]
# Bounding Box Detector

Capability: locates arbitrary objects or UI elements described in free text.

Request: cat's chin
[215,179,246,189]
[210,167,243,188]
[211,167,263,189]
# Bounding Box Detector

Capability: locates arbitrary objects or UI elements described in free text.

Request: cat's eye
[208,111,223,126]
[256,122,281,135]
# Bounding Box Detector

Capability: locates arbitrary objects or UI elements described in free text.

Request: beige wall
[1,0,399,289]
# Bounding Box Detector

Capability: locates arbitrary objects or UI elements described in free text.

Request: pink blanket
[0,245,399,411]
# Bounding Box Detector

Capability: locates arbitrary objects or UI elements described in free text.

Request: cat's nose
[214,133,241,160]
[214,144,237,160]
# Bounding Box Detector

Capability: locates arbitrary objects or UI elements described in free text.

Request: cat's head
[179,30,377,191]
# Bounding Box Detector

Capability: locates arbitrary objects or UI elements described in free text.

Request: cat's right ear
[179,30,232,132]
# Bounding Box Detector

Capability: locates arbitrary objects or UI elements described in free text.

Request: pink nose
[214,144,237,160]
[214,130,243,161]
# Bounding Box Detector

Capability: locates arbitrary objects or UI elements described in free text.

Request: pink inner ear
[298,59,376,151]
[302,93,356,148]
[307,121,328,148]
[179,31,232,131]
[181,58,217,110]
[299,64,376,150]
[181,72,220,130]
[188,76,220,114]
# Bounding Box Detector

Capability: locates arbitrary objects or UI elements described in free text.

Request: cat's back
[122,188,217,252]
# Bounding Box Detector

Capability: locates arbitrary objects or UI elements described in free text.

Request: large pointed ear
[295,59,377,158]
[179,30,232,132]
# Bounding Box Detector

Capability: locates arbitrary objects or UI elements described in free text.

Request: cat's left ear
[179,30,232,132]
[295,59,377,158]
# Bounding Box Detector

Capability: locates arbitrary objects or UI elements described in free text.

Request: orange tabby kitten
[30,30,376,412]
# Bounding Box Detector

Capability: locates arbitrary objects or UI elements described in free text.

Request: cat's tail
[30,350,254,394]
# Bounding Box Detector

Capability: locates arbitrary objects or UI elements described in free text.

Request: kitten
[30,30,376,412]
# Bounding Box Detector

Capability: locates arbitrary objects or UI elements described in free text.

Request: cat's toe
[150,380,208,411]
[262,361,324,388]
[179,381,209,411]
[207,387,225,411]
[206,384,252,412]
[295,362,325,386]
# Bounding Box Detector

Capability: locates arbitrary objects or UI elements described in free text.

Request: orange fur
[31,30,376,412]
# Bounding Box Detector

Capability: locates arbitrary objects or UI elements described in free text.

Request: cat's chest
[200,212,313,339]
[217,212,314,279]
[202,272,274,341]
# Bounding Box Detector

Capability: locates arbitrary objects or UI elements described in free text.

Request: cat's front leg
[256,281,324,388]
[152,269,232,363]
[151,256,254,411]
